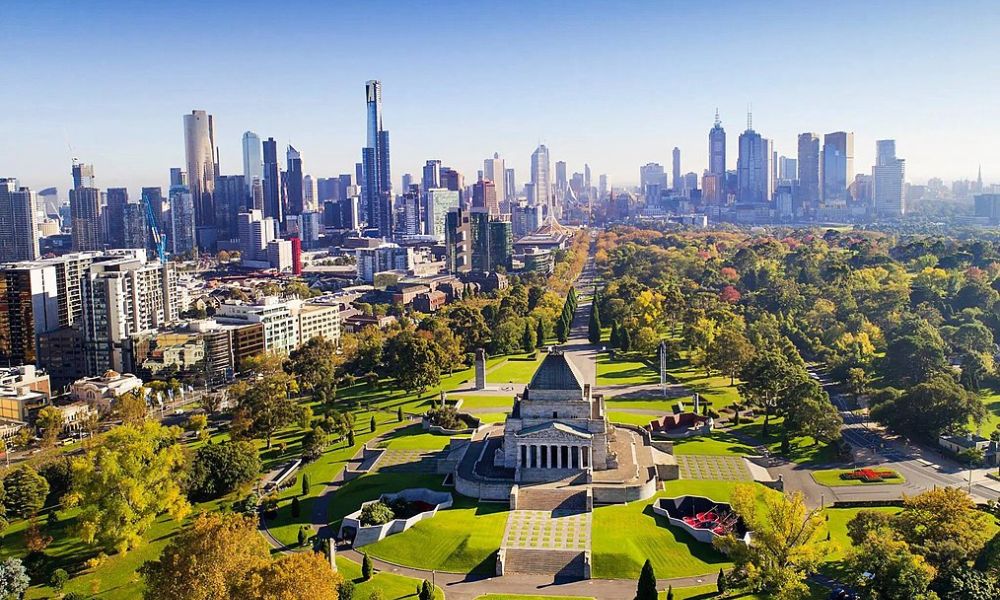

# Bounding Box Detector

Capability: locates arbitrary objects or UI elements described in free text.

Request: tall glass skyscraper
[708,110,726,177]
[736,113,771,204]
[242,131,263,193]
[262,137,283,224]
[182,110,217,228]
[822,131,854,204]
[797,133,821,210]
[362,80,392,237]
[530,144,551,214]
[873,139,905,217]
[286,145,303,215]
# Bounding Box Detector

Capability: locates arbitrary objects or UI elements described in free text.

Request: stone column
[531,445,538,468]
[556,445,563,469]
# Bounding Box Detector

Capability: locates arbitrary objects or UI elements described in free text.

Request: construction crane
[143,196,167,263]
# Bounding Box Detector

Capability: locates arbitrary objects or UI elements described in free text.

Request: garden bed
[811,468,904,487]
[338,488,453,547]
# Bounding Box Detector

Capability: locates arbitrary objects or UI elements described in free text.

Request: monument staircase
[501,548,588,578]
[515,485,589,512]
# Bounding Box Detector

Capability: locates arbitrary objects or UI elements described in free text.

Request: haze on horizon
[1,0,997,193]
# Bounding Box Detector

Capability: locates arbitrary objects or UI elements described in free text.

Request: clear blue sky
[2,0,997,194]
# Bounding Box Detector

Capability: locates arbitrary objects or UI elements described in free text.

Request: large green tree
[187,441,261,501]
[3,466,49,519]
[383,330,442,393]
[232,353,298,448]
[286,336,339,391]
[870,375,985,440]
[848,532,936,600]
[65,421,190,554]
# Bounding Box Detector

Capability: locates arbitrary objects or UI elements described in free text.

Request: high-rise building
[736,113,771,204]
[399,185,422,236]
[440,167,464,194]
[504,169,516,204]
[472,179,500,216]
[639,163,666,197]
[169,168,187,188]
[123,203,148,250]
[530,145,551,213]
[141,187,164,233]
[182,110,218,227]
[242,131,263,193]
[303,175,316,211]
[213,175,247,241]
[104,187,128,248]
[0,178,40,261]
[598,174,608,199]
[584,164,592,198]
[796,133,821,209]
[778,156,798,182]
[708,110,726,177]
[238,210,276,264]
[672,147,681,191]
[484,154,507,201]
[555,161,568,191]
[170,190,196,255]
[81,252,178,373]
[70,162,103,252]
[285,145,304,215]
[361,80,392,237]
[822,131,854,204]
[872,139,905,217]
[262,137,283,223]
[425,188,460,238]
[422,160,441,191]
[445,206,512,274]
[0,263,59,365]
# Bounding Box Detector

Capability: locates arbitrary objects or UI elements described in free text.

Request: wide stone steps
[516,487,588,511]
[503,549,586,577]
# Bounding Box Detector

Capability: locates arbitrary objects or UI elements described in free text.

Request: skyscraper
[530,145,551,213]
[708,110,726,177]
[822,131,854,204]
[170,189,196,255]
[262,137,283,223]
[736,113,771,204]
[361,80,392,237]
[0,178,39,261]
[214,175,247,241]
[555,161,567,191]
[472,179,499,216]
[504,169,516,204]
[796,133,820,209]
[639,163,666,197]
[242,131,263,193]
[422,160,442,191]
[285,145,304,215]
[69,162,103,252]
[873,140,905,217]
[484,154,506,200]
[778,156,798,182]
[672,147,681,191]
[182,110,218,227]
[104,188,128,248]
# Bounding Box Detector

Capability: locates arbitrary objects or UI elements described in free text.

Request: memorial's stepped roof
[528,351,585,392]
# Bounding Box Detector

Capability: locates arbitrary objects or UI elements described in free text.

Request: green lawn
[596,355,660,386]
[365,500,508,574]
[378,425,463,451]
[811,468,904,487]
[665,360,741,413]
[671,432,755,457]
[453,394,515,410]
[607,411,657,427]
[487,353,546,384]
[977,388,1000,435]
[603,398,676,412]
[337,555,442,599]
[467,412,510,424]
[728,417,839,467]
[476,596,593,600]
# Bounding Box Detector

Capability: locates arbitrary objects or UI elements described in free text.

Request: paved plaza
[677,454,753,481]
[373,449,443,473]
[502,509,591,551]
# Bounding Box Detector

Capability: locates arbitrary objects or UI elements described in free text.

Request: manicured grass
[977,388,1000,435]
[604,398,676,412]
[487,353,546,384]
[665,360,741,413]
[671,432,755,457]
[453,394,516,410]
[337,555,443,599]
[729,417,839,467]
[476,595,593,600]
[607,411,657,427]
[467,412,510,424]
[596,355,659,386]
[378,425,463,451]
[819,506,903,580]
[811,468,905,487]
[365,500,508,573]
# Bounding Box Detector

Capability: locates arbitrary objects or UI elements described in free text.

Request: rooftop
[528,351,585,393]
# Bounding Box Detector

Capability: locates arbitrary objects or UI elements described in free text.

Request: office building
[285,145,304,215]
[104,187,128,248]
[0,179,39,261]
[170,189,196,255]
[484,154,507,201]
[530,145,552,213]
[512,203,543,238]
[242,131,263,193]
[472,179,500,216]
[169,168,186,188]
[266,239,293,272]
[639,163,666,198]
[672,147,681,191]
[216,297,299,355]
[872,139,905,217]
[797,133,821,209]
[422,160,442,191]
[182,110,218,227]
[122,203,147,250]
[398,185,422,236]
[72,162,95,189]
[425,188,460,239]
[141,187,164,234]
[440,167,463,194]
[356,243,413,283]
[708,110,726,177]
[822,131,854,204]
[213,174,247,241]
[326,196,360,230]
[361,80,392,237]
[778,156,798,182]
[736,114,771,204]
[504,169,516,204]
[261,137,283,223]
[303,174,316,211]
[0,263,59,365]
[555,161,567,191]
[237,210,276,265]
[445,206,512,274]
[286,211,321,249]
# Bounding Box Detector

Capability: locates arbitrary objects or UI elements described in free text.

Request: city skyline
[2,1,998,192]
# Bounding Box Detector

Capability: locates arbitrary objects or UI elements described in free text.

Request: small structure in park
[338,488,453,547]
[653,495,750,544]
[646,412,712,438]
[475,348,487,390]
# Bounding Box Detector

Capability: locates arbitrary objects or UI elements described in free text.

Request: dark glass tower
[262,137,283,224]
[362,80,392,238]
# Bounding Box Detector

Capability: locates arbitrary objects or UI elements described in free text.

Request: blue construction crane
[143,196,167,263]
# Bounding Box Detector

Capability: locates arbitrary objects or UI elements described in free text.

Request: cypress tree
[419,580,434,600]
[717,569,727,593]
[588,298,602,344]
[536,319,546,348]
[302,473,311,496]
[291,496,301,517]
[370,415,376,433]
[556,315,568,343]
[397,406,404,422]
[362,552,374,580]
[666,584,674,600]
[297,525,308,547]
[610,321,620,348]
[621,326,632,352]
[635,559,657,600]
[522,321,534,352]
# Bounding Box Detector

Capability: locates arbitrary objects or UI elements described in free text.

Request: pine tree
[536,319,546,349]
[522,321,534,353]
[717,569,727,594]
[370,415,376,432]
[297,525,308,547]
[610,322,620,348]
[302,473,311,496]
[588,298,602,344]
[620,326,632,352]
[666,584,674,600]
[397,406,404,422]
[635,559,657,600]
[556,315,569,343]
[418,580,434,600]
[291,496,301,517]
[347,429,356,447]
[362,552,374,580]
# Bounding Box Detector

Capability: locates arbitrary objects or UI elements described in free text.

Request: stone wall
[340,488,453,547]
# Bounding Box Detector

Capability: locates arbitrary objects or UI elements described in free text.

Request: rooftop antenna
[714,107,721,127]
[747,104,753,131]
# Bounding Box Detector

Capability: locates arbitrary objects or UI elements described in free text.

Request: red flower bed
[839,468,898,483]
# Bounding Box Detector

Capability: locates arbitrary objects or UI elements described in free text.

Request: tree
[236,551,343,600]
[65,421,190,554]
[287,337,339,392]
[938,567,1000,600]
[717,568,726,594]
[298,405,314,430]
[848,532,936,600]
[665,584,674,600]
[780,379,842,448]
[300,427,328,463]
[49,567,68,592]
[707,329,754,386]
[882,333,947,387]
[186,413,208,436]
[738,350,804,438]
[847,367,870,399]
[555,314,569,343]
[3,466,49,519]
[522,321,535,352]
[383,331,442,393]
[362,551,373,580]
[713,485,828,599]
[302,473,311,496]
[370,416,376,433]
[188,440,261,500]
[870,375,985,441]
[397,406,404,422]
[35,406,64,447]
[297,524,307,546]
[620,326,632,352]
[588,298,602,344]
[418,580,434,600]
[536,318,546,349]
[635,558,657,600]
[116,390,149,426]
[338,580,356,600]
[0,558,29,600]
[233,355,298,448]
[893,487,994,571]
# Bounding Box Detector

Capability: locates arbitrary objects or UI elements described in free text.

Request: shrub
[291,496,301,517]
[362,552,373,580]
[360,500,394,526]
[50,567,68,591]
[839,468,898,483]
[337,580,355,600]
